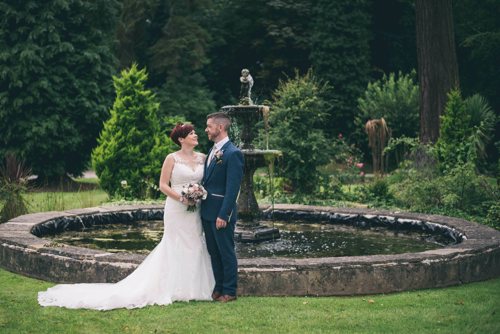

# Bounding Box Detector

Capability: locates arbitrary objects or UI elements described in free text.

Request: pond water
[48,220,454,258]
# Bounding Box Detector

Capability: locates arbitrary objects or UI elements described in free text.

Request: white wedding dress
[38,152,215,310]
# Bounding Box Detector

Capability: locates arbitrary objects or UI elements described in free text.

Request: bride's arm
[159,154,184,203]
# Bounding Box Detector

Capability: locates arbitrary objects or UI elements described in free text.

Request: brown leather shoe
[217,294,237,303]
[211,291,222,301]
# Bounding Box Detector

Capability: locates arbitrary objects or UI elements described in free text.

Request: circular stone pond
[46,220,457,258]
[1,204,499,296]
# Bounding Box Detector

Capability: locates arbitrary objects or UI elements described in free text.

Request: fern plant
[436,90,497,171]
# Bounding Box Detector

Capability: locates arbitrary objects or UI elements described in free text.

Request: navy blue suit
[201,141,244,296]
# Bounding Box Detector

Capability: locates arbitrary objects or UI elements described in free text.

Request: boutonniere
[214,149,224,164]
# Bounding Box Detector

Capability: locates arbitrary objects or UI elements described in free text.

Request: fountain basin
[1,204,499,296]
[45,219,455,257]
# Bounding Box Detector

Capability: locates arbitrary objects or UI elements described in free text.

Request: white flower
[121,180,128,188]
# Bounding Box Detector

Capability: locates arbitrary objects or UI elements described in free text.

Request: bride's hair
[170,123,195,146]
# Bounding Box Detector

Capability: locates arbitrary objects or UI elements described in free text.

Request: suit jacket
[201,141,244,223]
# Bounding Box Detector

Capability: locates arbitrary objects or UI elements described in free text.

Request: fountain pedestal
[221,105,281,243]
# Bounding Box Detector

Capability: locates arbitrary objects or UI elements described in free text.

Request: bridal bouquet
[181,183,208,212]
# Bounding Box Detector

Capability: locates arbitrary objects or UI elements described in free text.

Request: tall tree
[453,0,500,169]
[149,0,215,149]
[415,0,459,144]
[310,0,372,138]
[453,0,500,113]
[116,0,161,70]
[0,0,119,182]
[204,0,313,105]
[115,0,216,149]
[371,0,416,76]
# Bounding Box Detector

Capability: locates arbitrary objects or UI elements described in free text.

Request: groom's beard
[208,130,220,142]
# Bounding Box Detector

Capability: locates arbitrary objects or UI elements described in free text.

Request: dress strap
[172,152,181,163]
[172,152,205,166]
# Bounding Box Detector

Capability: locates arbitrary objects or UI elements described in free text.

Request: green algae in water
[48,220,454,258]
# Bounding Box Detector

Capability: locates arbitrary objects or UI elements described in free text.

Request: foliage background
[0,0,498,186]
[0,0,120,182]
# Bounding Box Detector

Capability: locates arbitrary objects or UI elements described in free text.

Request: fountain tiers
[1,204,500,296]
[220,105,281,242]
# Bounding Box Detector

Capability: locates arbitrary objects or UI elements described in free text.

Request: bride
[38,123,215,310]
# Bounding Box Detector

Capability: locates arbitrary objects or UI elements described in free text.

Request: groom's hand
[216,217,227,229]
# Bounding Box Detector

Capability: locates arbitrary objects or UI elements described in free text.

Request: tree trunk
[415,0,459,144]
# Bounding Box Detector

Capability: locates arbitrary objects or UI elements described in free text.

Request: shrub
[384,93,498,223]
[92,64,176,199]
[384,136,420,169]
[486,202,500,230]
[253,174,287,201]
[326,134,365,184]
[390,162,498,217]
[355,71,419,168]
[366,177,391,200]
[436,90,497,171]
[267,69,331,194]
[356,70,419,139]
[0,154,30,223]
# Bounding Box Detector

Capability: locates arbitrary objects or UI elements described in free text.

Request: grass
[1,178,499,332]
[0,179,109,221]
[73,177,100,185]
[0,269,499,333]
[24,189,109,213]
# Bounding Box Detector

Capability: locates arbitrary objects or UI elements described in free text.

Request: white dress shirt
[208,136,229,163]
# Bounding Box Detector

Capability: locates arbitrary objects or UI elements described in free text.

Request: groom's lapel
[204,141,232,183]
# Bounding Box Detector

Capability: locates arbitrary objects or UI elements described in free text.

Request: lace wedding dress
[38,152,215,310]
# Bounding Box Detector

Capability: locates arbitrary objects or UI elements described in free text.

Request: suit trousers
[202,218,238,296]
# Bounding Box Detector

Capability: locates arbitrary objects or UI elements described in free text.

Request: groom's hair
[207,112,231,131]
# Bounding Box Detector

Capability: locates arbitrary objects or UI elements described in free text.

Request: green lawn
[1,268,498,334]
[24,189,109,213]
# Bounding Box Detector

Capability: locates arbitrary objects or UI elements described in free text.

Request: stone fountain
[2,68,500,294]
[220,69,281,242]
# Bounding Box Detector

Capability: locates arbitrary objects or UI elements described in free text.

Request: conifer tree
[310,0,372,138]
[0,0,120,182]
[92,64,175,199]
[268,70,331,194]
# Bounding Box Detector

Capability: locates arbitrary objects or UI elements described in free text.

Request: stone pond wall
[1,204,499,296]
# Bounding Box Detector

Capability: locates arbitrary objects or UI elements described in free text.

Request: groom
[201,112,244,303]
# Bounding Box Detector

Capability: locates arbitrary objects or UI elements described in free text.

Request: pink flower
[338,133,343,139]
[359,171,365,177]
[214,149,224,164]
[356,163,364,169]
